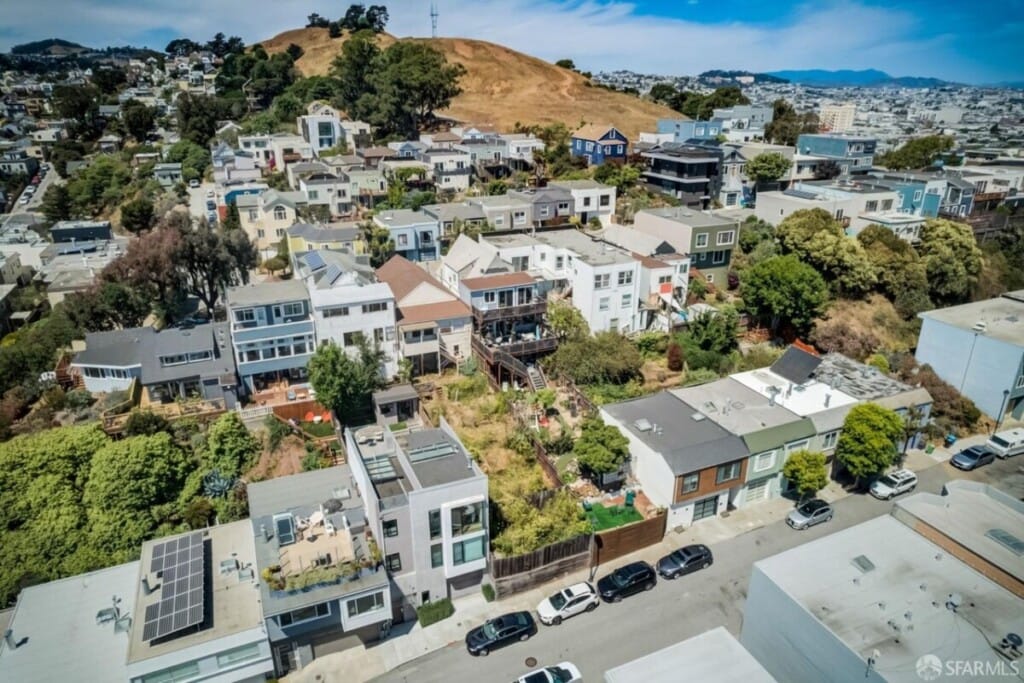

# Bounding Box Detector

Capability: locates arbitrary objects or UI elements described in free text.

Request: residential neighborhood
[0,5,1023,683]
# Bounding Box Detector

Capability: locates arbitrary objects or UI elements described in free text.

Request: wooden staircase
[526,364,546,391]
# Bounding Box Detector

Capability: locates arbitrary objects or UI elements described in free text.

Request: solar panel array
[305,251,326,272]
[141,533,206,642]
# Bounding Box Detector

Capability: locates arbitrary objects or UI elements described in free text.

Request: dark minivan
[596,561,656,602]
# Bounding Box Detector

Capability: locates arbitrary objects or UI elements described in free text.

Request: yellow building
[286,222,366,255]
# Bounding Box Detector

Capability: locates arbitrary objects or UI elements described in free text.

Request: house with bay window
[226,280,316,397]
[344,418,489,622]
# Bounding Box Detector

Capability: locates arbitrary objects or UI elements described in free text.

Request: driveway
[371,455,1023,683]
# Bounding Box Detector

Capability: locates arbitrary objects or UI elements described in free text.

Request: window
[383,519,398,537]
[913,190,923,202]
[244,349,260,363]
[513,211,526,224]
[281,302,303,318]
[188,351,211,362]
[257,229,265,238]
[346,591,385,618]
[483,291,496,304]
[276,228,284,237]
[452,536,486,565]
[539,206,550,217]
[234,308,255,324]
[293,339,309,355]
[583,197,591,207]
[864,200,878,212]
[658,275,672,284]
[273,206,287,220]
[716,461,741,484]
[323,306,349,318]
[555,255,564,269]
[431,543,443,568]
[617,145,623,154]
[277,344,292,357]
[599,297,610,312]
[386,553,402,572]
[681,473,699,494]
[248,209,258,221]
[161,354,186,367]
[494,216,505,227]
[621,293,632,309]
[343,331,363,347]
[617,270,633,286]
[716,231,735,246]
[451,502,483,536]
[141,662,201,683]
[362,302,387,313]
[557,202,569,212]
[308,190,319,200]
[216,643,261,668]
[695,233,709,248]
[600,194,610,207]
[594,273,610,289]
[753,450,776,472]
[429,509,441,539]
[279,603,330,627]
[397,234,408,246]
[712,250,726,265]
[822,430,840,449]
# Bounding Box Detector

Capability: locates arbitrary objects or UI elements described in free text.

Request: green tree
[741,254,829,335]
[648,83,677,105]
[555,59,576,70]
[121,99,156,142]
[775,208,877,296]
[175,92,232,146]
[84,433,189,515]
[856,224,931,313]
[308,337,386,427]
[272,92,303,122]
[548,332,642,385]
[174,214,257,311]
[40,183,74,222]
[222,200,242,231]
[369,42,466,136]
[764,99,819,146]
[573,418,629,475]
[166,139,211,182]
[546,300,590,341]
[781,450,829,502]
[486,179,508,195]
[696,86,750,120]
[835,403,903,485]
[677,308,739,373]
[331,30,382,119]
[916,218,983,304]
[205,412,259,478]
[876,135,955,170]
[745,152,791,184]
[62,281,152,331]
[361,221,395,267]
[123,410,172,436]
[120,197,154,233]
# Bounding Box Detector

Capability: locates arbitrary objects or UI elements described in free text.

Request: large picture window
[450,502,483,536]
[346,591,385,618]
[452,536,486,565]
[279,603,330,627]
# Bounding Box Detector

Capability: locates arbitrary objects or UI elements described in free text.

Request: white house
[548,179,618,227]
[422,148,473,193]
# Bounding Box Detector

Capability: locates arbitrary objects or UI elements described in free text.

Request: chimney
[3,629,15,650]
[260,524,270,541]
[141,576,155,595]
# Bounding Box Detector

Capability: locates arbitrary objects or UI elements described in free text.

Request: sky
[2,0,1022,84]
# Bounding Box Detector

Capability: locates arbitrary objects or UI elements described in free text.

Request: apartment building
[226,280,316,396]
[422,148,473,193]
[344,418,489,619]
[640,142,723,209]
[633,207,739,284]
[508,187,575,226]
[298,172,353,218]
[796,134,876,174]
[297,103,345,157]
[465,195,532,230]
[421,202,488,240]
[819,103,856,133]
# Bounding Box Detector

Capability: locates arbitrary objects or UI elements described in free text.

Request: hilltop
[10,38,90,56]
[261,27,678,140]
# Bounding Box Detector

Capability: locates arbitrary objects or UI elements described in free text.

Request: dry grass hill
[261,27,678,140]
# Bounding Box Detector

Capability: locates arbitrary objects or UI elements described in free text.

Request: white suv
[869,469,917,500]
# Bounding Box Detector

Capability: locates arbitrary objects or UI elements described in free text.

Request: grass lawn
[300,420,335,438]
[587,503,643,531]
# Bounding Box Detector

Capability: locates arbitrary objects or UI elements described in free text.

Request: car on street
[596,561,656,602]
[657,543,714,579]
[951,445,996,471]
[869,469,918,500]
[189,178,200,188]
[465,611,536,656]
[536,582,599,625]
[206,211,218,224]
[206,189,215,198]
[786,499,833,530]
[205,200,216,211]
[515,662,583,683]
[18,196,30,205]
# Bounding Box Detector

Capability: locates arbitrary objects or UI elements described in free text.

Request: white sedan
[536,582,598,626]
[516,662,582,683]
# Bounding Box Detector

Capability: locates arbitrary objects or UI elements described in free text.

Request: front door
[692,495,718,521]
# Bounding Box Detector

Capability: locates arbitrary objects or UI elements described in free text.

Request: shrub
[635,331,669,358]
[683,368,720,386]
[417,598,455,626]
[264,415,291,452]
[481,583,495,602]
[64,388,94,411]
[666,342,683,371]
[124,410,171,436]
[866,353,890,374]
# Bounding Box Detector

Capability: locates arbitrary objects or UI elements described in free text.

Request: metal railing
[472,300,547,324]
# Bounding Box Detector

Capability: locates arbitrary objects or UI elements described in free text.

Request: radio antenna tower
[430,2,439,38]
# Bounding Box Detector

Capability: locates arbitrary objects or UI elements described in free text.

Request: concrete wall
[601,408,674,509]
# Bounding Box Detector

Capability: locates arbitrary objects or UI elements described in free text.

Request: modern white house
[422,148,473,193]
[548,179,618,227]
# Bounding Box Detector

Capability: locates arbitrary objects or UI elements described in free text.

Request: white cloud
[0,0,976,80]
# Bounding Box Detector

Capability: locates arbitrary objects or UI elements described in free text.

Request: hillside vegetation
[261,27,677,139]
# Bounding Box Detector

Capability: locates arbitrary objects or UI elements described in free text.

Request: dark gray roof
[141,323,235,385]
[74,327,152,367]
[373,384,418,404]
[248,465,361,522]
[602,391,748,475]
[770,346,822,385]
[404,429,477,488]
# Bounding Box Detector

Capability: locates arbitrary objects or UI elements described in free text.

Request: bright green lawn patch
[300,420,335,438]
[587,503,643,531]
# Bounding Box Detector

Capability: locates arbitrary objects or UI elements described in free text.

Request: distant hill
[260,27,678,140]
[766,69,951,88]
[10,38,90,56]
[698,70,788,84]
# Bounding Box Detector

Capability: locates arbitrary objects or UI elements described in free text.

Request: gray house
[509,187,575,226]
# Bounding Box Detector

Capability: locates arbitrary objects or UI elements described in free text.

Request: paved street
[374,455,1024,683]
[8,165,60,217]
[187,181,215,223]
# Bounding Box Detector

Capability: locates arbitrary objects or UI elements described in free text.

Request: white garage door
[746,477,771,502]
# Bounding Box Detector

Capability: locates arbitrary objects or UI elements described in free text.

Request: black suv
[596,561,656,602]
[657,544,714,579]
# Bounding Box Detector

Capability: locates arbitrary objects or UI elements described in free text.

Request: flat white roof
[731,368,858,417]
[604,626,777,683]
[754,514,1024,682]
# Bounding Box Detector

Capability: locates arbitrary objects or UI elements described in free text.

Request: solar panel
[305,251,326,272]
[322,264,343,286]
[274,514,296,546]
[141,532,206,642]
[770,346,822,386]
[365,454,398,482]
[407,442,456,463]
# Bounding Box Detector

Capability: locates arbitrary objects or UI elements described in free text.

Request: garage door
[692,496,719,521]
[746,477,770,502]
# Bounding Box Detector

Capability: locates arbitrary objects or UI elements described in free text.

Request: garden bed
[300,420,335,438]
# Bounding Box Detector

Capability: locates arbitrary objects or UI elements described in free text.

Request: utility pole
[430,2,439,38]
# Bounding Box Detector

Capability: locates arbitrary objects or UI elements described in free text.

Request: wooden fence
[271,399,330,423]
[590,511,667,567]
[490,533,593,598]
[529,433,564,488]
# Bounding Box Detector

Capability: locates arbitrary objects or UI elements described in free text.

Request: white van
[986,428,1024,458]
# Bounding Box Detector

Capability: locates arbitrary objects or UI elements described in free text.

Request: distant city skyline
[2,0,1022,84]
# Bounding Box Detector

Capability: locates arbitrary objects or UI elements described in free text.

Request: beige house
[236,189,306,257]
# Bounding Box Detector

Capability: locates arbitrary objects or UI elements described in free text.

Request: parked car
[465,611,536,656]
[206,189,215,198]
[869,469,918,500]
[205,200,216,211]
[18,196,30,205]
[596,561,656,602]
[536,582,599,625]
[786,499,833,530]
[206,211,218,224]
[188,178,200,188]
[951,445,996,471]
[657,543,714,579]
[516,662,583,683]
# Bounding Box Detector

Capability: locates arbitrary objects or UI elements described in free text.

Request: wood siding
[673,457,748,505]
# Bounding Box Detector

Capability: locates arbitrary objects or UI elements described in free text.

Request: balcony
[435,166,473,176]
[231,316,315,343]
[472,330,558,361]
[974,191,1006,202]
[472,300,547,324]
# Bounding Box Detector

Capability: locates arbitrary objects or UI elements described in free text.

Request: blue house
[797,134,877,174]
[656,119,726,143]
[571,124,629,165]
[867,171,948,218]
[226,279,316,396]
[372,209,440,262]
